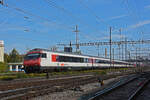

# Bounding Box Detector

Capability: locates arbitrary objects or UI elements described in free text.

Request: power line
[44,0,107,36]
[123,0,146,36]
[58,39,150,46]
[2,0,106,42]
[1,1,73,31]
[78,0,110,27]
[0,1,73,43]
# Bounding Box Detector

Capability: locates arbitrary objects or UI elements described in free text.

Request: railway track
[79,72,150,100]
[132,77,150,100]
[0,75,98,100]
[0,71,132,91]
[0,71,147,100]
[0,74,94,91]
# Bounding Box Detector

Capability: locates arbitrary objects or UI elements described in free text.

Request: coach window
[96,59,99,63]
[56,56,59,62]
[59,56,65,62]
[41,53,47,58]
[80,58,84,63]
[84,58,88,63]
[104,60,109,64]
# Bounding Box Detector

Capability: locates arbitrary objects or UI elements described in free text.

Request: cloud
[86,0,112,5]
[40,21,73,31]
[107,15,128,21]
[98,34,126,40]
[82,34,125,41]
[0,25,28,32]
[125,20,150,31]
[145,5,150,9]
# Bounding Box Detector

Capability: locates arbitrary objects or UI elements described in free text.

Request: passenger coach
[23,48,133,73]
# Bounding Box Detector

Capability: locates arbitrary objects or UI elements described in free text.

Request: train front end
[23,50,42,73]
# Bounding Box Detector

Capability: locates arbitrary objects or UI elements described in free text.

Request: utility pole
[105,48,107,58]
[110,27,112,67]
[73,25,79,53]
[136,48,138,67]
[128,51,130,60]
[121,31,124,61]
[119,29,121,60]
[97,45,100,56]
[112,48,114,67]
[125,37,127,61]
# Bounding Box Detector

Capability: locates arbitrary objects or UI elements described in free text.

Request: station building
[0,40,4,62]
[8,62,24,72]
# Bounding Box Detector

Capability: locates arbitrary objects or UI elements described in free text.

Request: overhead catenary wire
[132,0,147,41]
[78,0,110,27]
[78,0,131,36]
[1,1,74,31]
[123,0,146,34]
[1,1,103,42]
[124,0,146,58]
[0,8,10,26]
[0,1,74,44]
[0,1,91,47]
[44,0,107,36]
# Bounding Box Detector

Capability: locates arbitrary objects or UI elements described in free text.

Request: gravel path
[31,77,121,100]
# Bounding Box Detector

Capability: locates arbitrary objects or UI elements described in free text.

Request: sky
[1,0,150,56]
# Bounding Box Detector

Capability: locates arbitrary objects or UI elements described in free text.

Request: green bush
[16,73,28,78]
[0,76,16,81]
[0,62,8,73]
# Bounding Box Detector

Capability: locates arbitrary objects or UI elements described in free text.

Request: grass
[0,73,46,80]
[0,67,133,80]
[49,69,107,76]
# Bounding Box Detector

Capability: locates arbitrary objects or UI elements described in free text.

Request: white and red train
[23,48,134,73]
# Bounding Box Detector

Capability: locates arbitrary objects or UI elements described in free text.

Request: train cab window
[41,53,47,58]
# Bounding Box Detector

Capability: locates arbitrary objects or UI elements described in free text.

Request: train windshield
[24,53,41,60]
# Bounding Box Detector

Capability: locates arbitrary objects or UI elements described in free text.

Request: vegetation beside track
[0,73,46,80]
[0,62,9,73]
[0,67,136,80]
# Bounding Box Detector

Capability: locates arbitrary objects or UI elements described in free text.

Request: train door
[41,52,49,66]
[89,58,94,67]
[92,59,96,68]
[91,59,93,67]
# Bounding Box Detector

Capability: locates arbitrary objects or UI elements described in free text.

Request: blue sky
[1,0,150,57]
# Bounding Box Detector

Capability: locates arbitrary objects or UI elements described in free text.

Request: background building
[0,40,4,62]
[8,62,24,72]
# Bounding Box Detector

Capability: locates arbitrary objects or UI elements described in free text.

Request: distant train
[23,48,134,73]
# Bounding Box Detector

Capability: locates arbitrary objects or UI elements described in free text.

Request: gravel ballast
[31,76,122,100]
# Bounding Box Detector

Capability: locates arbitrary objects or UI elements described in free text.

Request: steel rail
[78,74,139,100]
[128,78,150,100]
[0,77,97,100]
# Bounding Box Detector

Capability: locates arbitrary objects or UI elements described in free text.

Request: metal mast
[110,27,112,67]
[74,25,79,52]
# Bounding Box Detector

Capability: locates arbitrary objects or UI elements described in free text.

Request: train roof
[29,48,129,63]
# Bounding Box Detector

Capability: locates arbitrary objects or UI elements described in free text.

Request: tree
[9,48,21,62]
[4,53,10,63]
[4,49,24,63]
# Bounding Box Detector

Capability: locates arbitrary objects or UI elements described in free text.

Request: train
[23,48,134,73]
